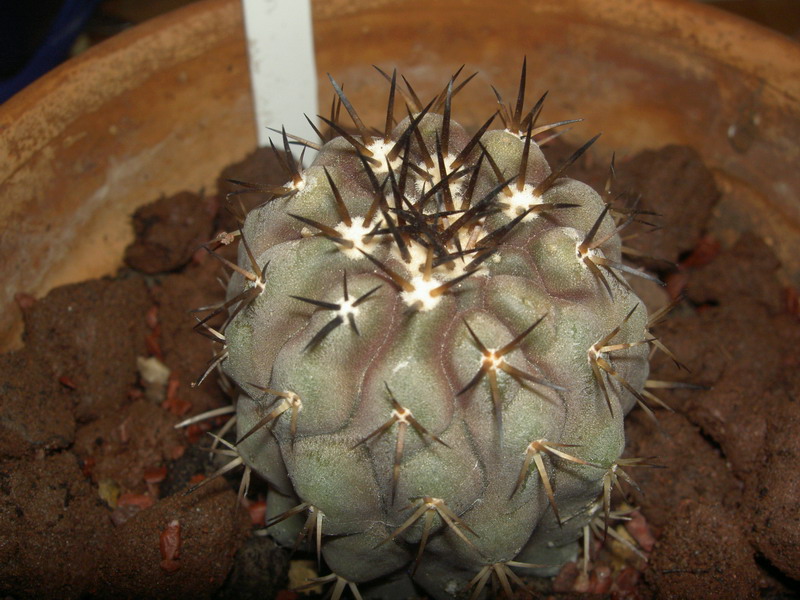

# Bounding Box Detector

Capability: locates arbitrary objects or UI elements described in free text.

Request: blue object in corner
[0,0,101,103]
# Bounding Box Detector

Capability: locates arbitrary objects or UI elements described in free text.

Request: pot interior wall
[1,0,798,350]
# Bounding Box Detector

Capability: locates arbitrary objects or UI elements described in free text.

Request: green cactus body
[218,70,654,598]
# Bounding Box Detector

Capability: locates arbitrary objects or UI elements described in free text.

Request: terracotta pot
[1,0,799,351]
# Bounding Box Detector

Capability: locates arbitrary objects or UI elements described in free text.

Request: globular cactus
[194,64,668,599]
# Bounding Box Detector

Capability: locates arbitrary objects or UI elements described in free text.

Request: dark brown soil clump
[1,141,798,599]
[124,191,218,275]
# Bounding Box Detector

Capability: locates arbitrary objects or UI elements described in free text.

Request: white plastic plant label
[241,0,318,160]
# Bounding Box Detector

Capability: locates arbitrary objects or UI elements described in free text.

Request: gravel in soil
[1,141,798,599]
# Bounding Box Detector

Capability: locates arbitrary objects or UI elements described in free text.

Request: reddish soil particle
[159,518,182,572]
[144,466,168,484]
[124,191,218,274]
[118,492,156,510]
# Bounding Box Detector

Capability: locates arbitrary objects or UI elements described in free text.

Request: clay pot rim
[3,0,799,165]
[1,0,242,182]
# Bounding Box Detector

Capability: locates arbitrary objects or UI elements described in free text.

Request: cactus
[192,64,669,599]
